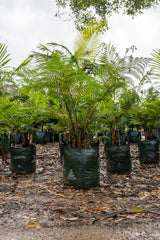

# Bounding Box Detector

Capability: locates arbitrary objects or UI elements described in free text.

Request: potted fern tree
[0,53,50,173]
[0,42,18,163]
[131,48,160,164]
[132,99,160,164]
[31,22,131,187]
[32,47,104,187]
[98,44,151,174]
[101,88,140,174]
[0,89,49,173]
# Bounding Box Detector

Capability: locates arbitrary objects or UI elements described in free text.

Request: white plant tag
[67,169,76,180]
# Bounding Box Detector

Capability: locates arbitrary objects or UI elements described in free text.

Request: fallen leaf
[98,197,112,203]
[26,222,41,229]
[60,216,78,221]
[13,195,24,199]
[54,193,65,198]
[0,176,5,180]
[130,206,143,214]
[0,193,5,197]
[26,185,34,188]
[152,176,160,181]
[48,190,65,198]
[90,217,99,224]
[38,190,48,194]
[94,205,111,213]
[78,208,87,213]
[139,192,150,200]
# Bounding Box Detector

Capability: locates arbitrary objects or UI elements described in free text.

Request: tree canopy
[55,0,160,30]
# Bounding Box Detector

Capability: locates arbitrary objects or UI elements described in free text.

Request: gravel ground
[0,142,160,240]
[0,222,160,240]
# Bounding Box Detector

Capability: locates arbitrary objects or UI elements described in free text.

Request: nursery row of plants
[0,22,160,188]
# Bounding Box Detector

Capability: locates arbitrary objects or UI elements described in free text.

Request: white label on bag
[67,169,76,180]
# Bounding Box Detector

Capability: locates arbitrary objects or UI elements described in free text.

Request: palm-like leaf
[0,43,17,97]
[0,43,11,69]
[150,49,160,88]
[0,70,18,97]
[74,21,104,65]
[97,43,151,89]
[151,49,160,73]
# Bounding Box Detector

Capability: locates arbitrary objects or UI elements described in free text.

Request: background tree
[55,0,160,30]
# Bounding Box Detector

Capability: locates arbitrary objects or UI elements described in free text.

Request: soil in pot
[10,145,36,174]
[138,140,159,164]
[105,144,131,174]
[63,146,99,188]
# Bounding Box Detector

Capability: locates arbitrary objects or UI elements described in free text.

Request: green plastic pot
[10,145,36,173]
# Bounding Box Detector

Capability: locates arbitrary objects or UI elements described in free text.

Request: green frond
[0,43,11,69]
[150,49,160,82]
[74,21,105,65]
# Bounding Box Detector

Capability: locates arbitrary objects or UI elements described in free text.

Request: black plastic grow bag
[10,146,36,173]
[35,131,46,144]
[63,146,99,188]
[120,133,127,145]
[59,142,65,164]
[54,132,59,142]
[128,131,141,143]
[138,140,159,164]
[36,131,54,144]
[10,133,22,145]
[105,144,131,174]
[0,134,11,154]
[48,131,54,143]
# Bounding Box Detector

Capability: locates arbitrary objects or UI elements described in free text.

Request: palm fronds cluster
[0,22,159,147]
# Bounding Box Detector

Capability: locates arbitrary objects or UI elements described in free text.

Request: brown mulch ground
[0,142,160,240]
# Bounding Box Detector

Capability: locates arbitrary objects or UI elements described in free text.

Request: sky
[0,0,160,67]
